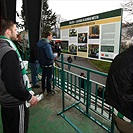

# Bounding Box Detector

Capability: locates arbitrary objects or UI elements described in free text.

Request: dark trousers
[1,103,29,133]
[113,114,133,133]
[42,66,53,93]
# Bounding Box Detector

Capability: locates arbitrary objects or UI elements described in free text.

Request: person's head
[98,87,102,91]
[82,33,85,37]
[43,31,53,41]
[80,73,84,76]
[0,19,18,41]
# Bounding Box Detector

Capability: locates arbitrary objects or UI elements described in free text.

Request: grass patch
[90,59,111,74]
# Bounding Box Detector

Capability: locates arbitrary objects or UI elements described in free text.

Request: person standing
[67,55,73,70]
[37,31,56,95]
[0,19,38,133]
[105,45,133,133]
[80,72,86,90]
[81,33,87,43]
[74,56,77,60]
[29,47,40,88]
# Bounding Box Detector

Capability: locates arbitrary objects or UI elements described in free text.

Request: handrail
[54,54,114,133]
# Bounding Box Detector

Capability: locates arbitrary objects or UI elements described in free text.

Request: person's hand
[29,96,38,107]
[54,53,58,57]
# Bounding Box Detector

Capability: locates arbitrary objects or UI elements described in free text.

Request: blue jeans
[30,60,40,86]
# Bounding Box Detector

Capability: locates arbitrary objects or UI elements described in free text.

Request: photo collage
[60,9,122,61]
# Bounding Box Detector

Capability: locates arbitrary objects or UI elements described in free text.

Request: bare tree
[120,1,133,51]
[16,4,26,30]
[121,0,133,23]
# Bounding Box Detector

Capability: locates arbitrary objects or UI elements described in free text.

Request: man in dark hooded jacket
[105,46,133,133]
[37,31,56,95]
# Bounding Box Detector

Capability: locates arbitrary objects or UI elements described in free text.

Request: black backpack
[37,46,46,66]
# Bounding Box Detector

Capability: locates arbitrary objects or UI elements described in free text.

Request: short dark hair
[80,73,84,76]
[42,31,52,38]
[0,19,16,35]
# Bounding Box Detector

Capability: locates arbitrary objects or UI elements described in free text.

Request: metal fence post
[61,54,65,111]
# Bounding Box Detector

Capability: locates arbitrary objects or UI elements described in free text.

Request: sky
[48,0,132,22]
[16,0,132,22]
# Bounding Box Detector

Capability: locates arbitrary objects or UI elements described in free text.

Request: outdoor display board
[60,8,123,61]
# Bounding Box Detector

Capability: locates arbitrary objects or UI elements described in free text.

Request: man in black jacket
[0,19,38,133]
[105,46,133,133]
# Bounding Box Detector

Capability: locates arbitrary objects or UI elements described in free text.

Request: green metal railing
[53,54,114,133]
[21,44,114,133]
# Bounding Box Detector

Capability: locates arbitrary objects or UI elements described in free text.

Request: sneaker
[47,91,55,96]
[32,84,40,88]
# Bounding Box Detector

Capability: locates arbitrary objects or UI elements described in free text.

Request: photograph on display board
[69,29,77,37]
[60,41,69,53]
[78,33,87,43]
[78,43,87,52]
[89,25,100,39]
[88,44,99,58]
[68,44,77,55]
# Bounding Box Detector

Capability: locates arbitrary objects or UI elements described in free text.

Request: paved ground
[0,86,119,133]
[57,55,107,85]
[0,56,119,133]
[27,55,119,133]
[27,86,111,133]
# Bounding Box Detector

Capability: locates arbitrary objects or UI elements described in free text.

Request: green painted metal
[17,46,115,132]
[60,113,83,133]
[75,105,111,132]
[55,54,114,133]
[21,46,114,132]
[20,45,114,132]
[74,75,77,98]
[95,84,98,111]
[61,54,65,111]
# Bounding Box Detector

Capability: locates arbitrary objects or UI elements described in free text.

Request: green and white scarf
[113,108,133,123]
[0,36,32,91]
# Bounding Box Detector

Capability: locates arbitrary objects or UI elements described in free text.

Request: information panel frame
[60,8,123,61]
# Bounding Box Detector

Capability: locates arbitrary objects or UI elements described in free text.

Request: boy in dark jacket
[37,31,56,95]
